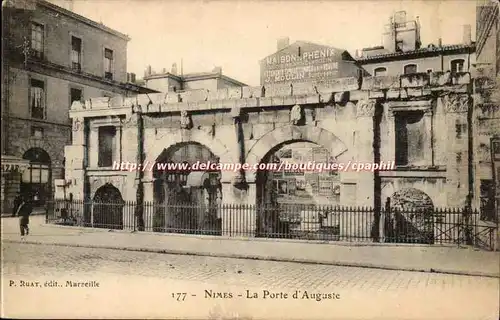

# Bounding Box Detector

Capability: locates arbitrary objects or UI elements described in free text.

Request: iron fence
[44,200,498,250]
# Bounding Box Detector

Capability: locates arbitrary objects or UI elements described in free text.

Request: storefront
[1,155,30,214]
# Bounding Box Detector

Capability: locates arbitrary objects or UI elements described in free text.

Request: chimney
[277,37,290,51]
[130,73,136,83]
[462,24,472,45]
[127,73,131,82]
[212,66,222,74]
[145,65,152,77]
[171,63,178,75]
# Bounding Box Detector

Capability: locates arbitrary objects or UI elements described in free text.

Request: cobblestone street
[2,242,499,319]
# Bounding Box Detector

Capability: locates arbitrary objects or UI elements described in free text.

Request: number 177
[172,293,186,301]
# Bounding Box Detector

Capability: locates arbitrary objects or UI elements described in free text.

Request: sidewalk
[2,216,499,278]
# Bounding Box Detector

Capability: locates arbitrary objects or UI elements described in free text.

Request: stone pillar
[219,171,256,237]
[72,117,85,145]
[355,99,376,207]
[142,169,154,231]
[115,125,122,164]
[444,94,470,207]
[88,127,98,168]
[386,108,396,163]
[423,108,434,166]
[143,180,154,231]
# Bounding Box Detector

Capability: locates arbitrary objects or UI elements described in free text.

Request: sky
[50,0,477,86]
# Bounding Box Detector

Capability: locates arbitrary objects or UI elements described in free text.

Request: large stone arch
[245,125,348,181]
[147,129,233,165]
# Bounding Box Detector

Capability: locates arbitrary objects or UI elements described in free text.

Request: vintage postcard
[1,0,499,319]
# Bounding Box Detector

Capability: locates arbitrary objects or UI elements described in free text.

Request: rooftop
[37,0,131,41]
[358,43,476,63]
[144,70,248,87]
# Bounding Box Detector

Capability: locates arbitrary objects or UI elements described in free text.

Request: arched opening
[21,148,52,208]
[373,67,387,76]
[255,140,341,238]
[153,142,222,235]
[92,183,124,229]
[450,59,465,73]
[387,188,434,244]
[403,64,418,75]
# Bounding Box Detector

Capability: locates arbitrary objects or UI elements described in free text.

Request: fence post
[133,202,137,232]
[45,201,49,224]
[464,195,473,246]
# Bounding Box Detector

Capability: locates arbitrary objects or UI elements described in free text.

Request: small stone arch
[390,188,434,211]
[387,188,435,244]
[92,183,124,230]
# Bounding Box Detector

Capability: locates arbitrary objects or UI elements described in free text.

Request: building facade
[1,0,156,212]
[358,11,475,76]
[472,0,499,222]
[143,65,247,93]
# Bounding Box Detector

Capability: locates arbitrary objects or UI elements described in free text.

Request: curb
[4,239,499,279]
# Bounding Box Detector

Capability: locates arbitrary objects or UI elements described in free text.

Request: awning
[185,171,210,187]
[1,155,30,173]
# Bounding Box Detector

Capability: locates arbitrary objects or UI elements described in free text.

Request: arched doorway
[21,148,51,208]
[388,188,434,244]
[255,141,341,237]
[153,142,222,235]
[92,184,124,229]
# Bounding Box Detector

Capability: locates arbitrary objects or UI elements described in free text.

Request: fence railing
[43,200,499,250]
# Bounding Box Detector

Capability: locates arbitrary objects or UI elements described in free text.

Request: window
[104,48,113,80]
[480,180,495,221]
[394,111,425,166]
[71,36,82,71]
[492,140,500,161]
[450,59,465,73]
[30,79,45,119]
[403,64,418,74]
[396,40,404,52]
[98,126,117,167]
[31,126,44,139]
[31,23,44,58]
[374,67,387,76]
[70,88,82,108]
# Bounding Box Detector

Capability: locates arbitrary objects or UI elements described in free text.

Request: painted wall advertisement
[260,42,359,85]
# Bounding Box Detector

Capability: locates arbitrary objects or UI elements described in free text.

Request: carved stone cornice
[356,99,376,118]
[444,94,470,114]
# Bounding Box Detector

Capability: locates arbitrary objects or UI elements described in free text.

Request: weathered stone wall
[66,73,474,234]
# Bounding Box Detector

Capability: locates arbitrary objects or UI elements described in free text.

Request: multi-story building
[358,11,475,76]
[1,0,156,212]
[472,0,499,221]
[143,64,247,93]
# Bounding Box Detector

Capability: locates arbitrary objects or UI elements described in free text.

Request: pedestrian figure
[16,195,33,240]
[11,191,23,217]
